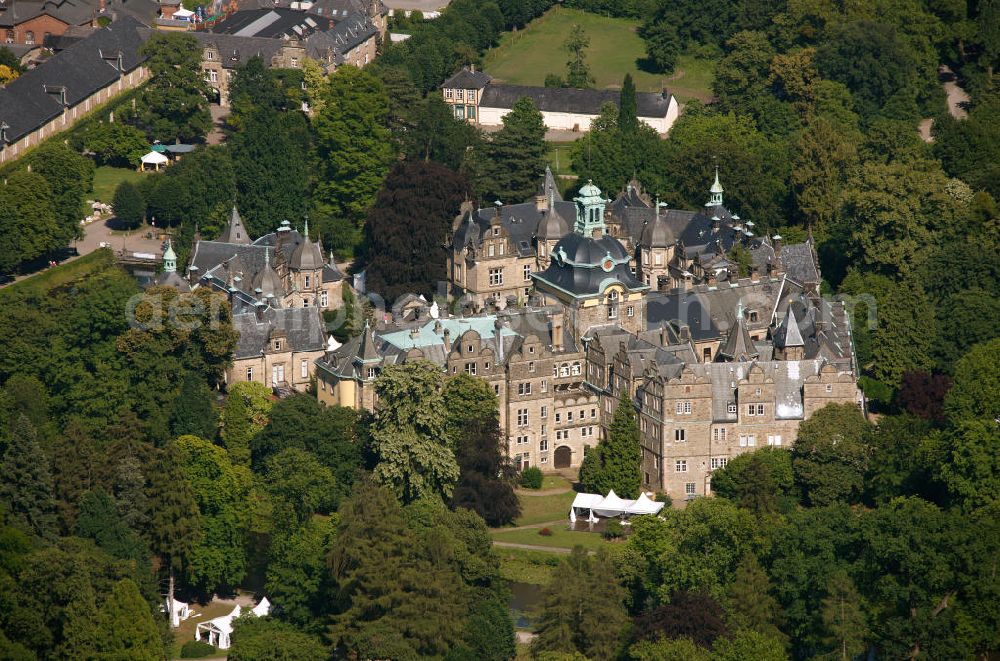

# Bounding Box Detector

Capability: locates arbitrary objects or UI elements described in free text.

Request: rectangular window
[304,275,311,288]
[456,89,464,100]
[489,268,503,286]
[608,305,618,320]
[712,428,728,442]
[747,404,757,416]
[591,408,597,418]
[523,264,531,281]
[488,244,495,257]
[767,434,782,446]
[728,403,738,414]
[518,382,531,396]
[555,413,561,423]
[529,361,535,372]
[567,411,573,422]
[711,457,729,470]
[541,406,548,418]
[498,242,504,255]
[675,460,687,473]
[290,57,299,67]
[494,384,500,395]
[467,105,476,119]
[627,305,635,317]
[685,482,696,496]
[300,360,308,379]
[539,439,548,451]
[246,367,254,380]
[826,384,833,393]
[757,403,765,416]
[445,89,453,99]
[320,291,329,308]
[676,401,692,415]
[465,362,477,375]
[517,409,528,426]
[516,435,528,445]
[274,340,282,351]
[675,429,686,442]
[541,380,548,393]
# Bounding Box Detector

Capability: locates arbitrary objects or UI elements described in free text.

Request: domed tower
[533,181,649,344]
[289,219,324,307]
[638,198,674,290]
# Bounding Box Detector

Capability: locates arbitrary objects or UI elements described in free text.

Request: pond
[507,580,544,630]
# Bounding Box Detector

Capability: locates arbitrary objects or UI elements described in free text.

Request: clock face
[602,258,614,272]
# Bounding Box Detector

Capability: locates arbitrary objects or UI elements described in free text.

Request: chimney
[442,328,451,351]
[659,322,668,346]
[470,63,475,73]
[772,234,782,257]
[749,264,760,283]
[678,324,691,342]
[707,270,718,286]
[766,260,774,277]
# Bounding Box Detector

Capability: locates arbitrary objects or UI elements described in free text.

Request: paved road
[493,541,575,554]
[919,64,970,142]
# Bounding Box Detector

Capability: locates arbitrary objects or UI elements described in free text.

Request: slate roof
[232,306,326,359]
[211,7,322,38]
[441,66,491,90]
[780,240,821,287]
[0,15,148,147]
[0,0,95,28]
[480,84,673,118]
[321,11,376,58]
[533,232,647,299]
[191,31,287,69]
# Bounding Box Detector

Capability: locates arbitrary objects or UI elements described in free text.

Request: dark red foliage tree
[633,591,730,649]
[897,370,952,422]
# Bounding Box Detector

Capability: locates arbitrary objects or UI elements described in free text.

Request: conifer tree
[619,74,639,135]
[475,97,547,203]
[220,381,272,466]
[114,455,149,532]
[112,181,145,230]
[0,415,57,538]
[146,444,201,595]
[725,553,786,644]
[821,571,869,661]
[564,25,594,88]
[578,391,641,498]
[94,579,163,660]
[169,373,217,440]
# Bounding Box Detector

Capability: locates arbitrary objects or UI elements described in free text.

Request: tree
[579,391,641,498]
[174,435,253,594]
[711,448,794,514]
[619,74,638,135]
[313,66,394,221]
[362,161,470,301]
[114,454,149,532]
[327,479,466,658]
[370,361,459,503]
[146,443,201,584]
[533,547,628,659]
[792,404,871,506]
[132,33,211,141]
[712,31,774,113]
[0,170,60,270]
[112,181,145,230]
[724,553,785,645]
[943,338,1000,422]
[639,20,681,73]
[791,116,858,236]
[169,373,217,440]
[628,637,711,661]
[93,579,163,660]
[632,591,729,649]
[0,415,57,538]
[864,414,939,505]
[937,419,1000,510]
[143,146,236,245]
[250,395,360,505]
[263,448,338,530]
[711,628,786,661]
[76,491,148,562]
[228,617,327,661]
[24,142,94,246]
[220,382,272,466]
[444,375,520,526]
[229,105,311,239]
[820,571,869,661]
[474,97,547,203]
[403,94,482,170]
[564,25,593,88]
[79,122,149,169]
[266,516,337,626]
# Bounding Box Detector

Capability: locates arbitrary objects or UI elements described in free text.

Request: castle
[317,172,861,499]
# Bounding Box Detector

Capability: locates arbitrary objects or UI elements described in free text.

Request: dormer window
[493,227,500,236]
[273,339,282,351]
[207,50,215,60]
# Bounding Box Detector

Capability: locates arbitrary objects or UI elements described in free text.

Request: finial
[265,246,270,268]
[736,300,744,320]
[329,248,334,264]
[655,196,660,222]
[303,215,310,239]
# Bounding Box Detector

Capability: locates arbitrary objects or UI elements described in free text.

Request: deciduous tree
[579,391,641,498]
[112,181,145,230]
[0,415,57,538]
[133,33,212,141]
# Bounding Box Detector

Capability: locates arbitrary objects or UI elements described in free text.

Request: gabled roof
[211,7,322,38]
[441,66,491,90]
[0,15,148,146]
[232,306,325,358]
[718,312,758,362]
[479,84,673,118]
[190,31,288,69]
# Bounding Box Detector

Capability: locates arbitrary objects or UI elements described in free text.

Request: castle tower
[706,167,724,208]
[573,180,607,237]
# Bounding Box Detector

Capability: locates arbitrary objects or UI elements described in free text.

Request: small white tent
[195,605,240,650]
[626,492,665,516]
[251,597,271,617]
[593,490,629,518]
[139,151,169,171]
[569,490,665,521]
[166,598,192,628]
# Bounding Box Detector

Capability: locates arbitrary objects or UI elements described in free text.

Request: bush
[180,640,216,658]
[112,181,145,229]
[655,492,672,507]
[538,527,553,537]
[603,519,625,540]
[520,466,543,489]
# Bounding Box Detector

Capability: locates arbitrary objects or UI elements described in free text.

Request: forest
[0,0,998,658]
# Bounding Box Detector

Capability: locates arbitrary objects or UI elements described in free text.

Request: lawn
[171,599,231,657]
[545,141,575,177]
[512,490,576,527]
[493,526,611,550]
[0,250,113,299]
[91,166,145,204]
[483,7,715,103]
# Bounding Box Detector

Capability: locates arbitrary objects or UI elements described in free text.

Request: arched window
[25,31,35,45]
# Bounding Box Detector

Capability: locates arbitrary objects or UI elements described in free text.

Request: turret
[706,167,724,208]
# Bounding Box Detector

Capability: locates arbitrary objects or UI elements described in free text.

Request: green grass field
[483,7,715,103]
[512,490,576,527]
[497,548,562,585]
[0,250,113,300]
[91,166,145,204]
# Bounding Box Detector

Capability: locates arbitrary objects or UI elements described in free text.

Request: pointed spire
[708,166,724,207]
[303,215,310,240]
[218,205,251,244]
[163,237,177,273]
[776,305,805,348]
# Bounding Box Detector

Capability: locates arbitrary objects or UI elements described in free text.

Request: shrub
[538,527,553,537]
[520,466,543,489]
[655,492,672,507]
[603,519,625,540]
[180,640,215,658]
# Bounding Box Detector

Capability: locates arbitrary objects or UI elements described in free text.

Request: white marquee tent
[569,490,665,523]
[194,597,271,650]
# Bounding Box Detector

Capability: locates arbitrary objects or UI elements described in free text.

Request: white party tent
[139,150,169,171]
[569,490,666,522]
[194,596,271,650]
